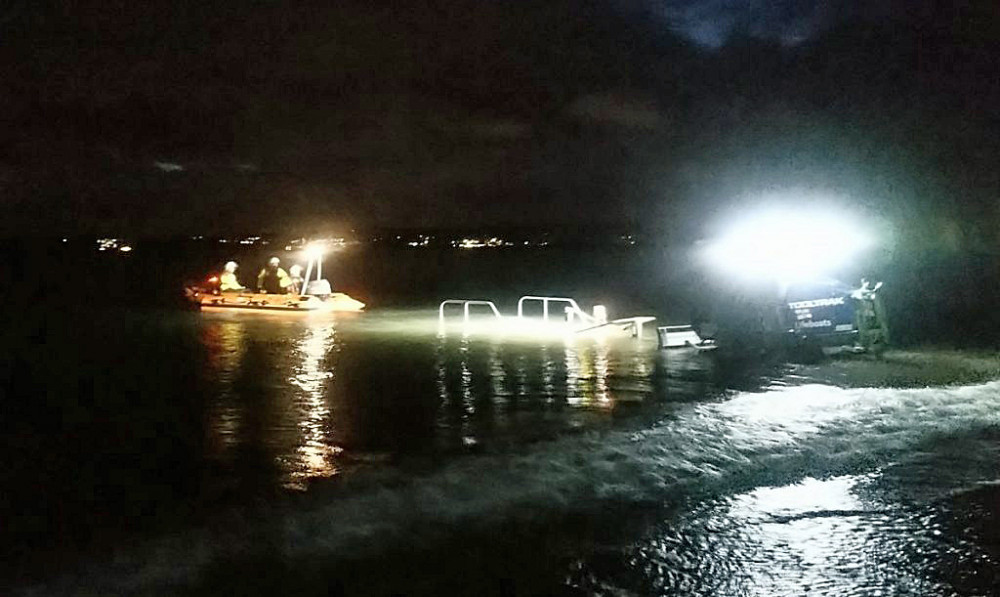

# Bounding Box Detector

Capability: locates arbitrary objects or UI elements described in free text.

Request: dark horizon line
[0,224,690,241]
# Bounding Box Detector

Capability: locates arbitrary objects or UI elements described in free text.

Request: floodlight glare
[302,242,326,261]
[704,209,871,283]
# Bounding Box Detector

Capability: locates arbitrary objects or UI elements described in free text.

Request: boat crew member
[219,261,246,292]
[288,264,304,294]
[257,257,292,294]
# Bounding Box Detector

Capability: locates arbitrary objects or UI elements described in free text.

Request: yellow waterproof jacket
[219,272,245,292]
[257,267,292,293]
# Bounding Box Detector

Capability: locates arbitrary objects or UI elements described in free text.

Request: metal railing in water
[438,300,503,326]
[515,295,600,325]
[438,295,655,339]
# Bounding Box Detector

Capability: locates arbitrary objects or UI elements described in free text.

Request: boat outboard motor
[300,249,334,297]
[304,279,333,297]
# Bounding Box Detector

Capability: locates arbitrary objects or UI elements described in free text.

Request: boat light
[303,242,326,261]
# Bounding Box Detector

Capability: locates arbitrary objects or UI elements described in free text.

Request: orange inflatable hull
[186,290,365,313]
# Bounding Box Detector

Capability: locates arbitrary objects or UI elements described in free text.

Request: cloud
[654,0,885,46]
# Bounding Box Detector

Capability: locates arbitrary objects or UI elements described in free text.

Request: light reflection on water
[200,317,345,490]
[287,323,341,489]
[20,309,1000,595]
[569,472,981,596]
[197,309,689,490]
[201,319,248,454]
[562,379,1000,596]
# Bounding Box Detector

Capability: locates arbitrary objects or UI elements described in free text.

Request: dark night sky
[1,0,998,239]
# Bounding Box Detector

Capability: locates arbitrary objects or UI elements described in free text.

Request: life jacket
[219,271,244,292]
[257,266,291,293]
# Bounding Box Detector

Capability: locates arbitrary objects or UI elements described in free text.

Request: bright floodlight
[302,242,325,261]
[704,209,871,283]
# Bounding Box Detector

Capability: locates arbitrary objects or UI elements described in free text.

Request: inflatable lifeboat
[186,248,365,314]
[187,289,365,313]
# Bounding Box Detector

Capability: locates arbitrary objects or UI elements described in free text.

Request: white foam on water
[21,379,1000,595]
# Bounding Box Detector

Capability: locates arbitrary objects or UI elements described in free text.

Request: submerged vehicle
[186,248,365,314]
[438,295,656,339]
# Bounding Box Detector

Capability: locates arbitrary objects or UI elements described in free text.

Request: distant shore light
[154,161,184,172]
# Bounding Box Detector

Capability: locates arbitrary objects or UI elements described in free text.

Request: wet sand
[790,349,1000,389]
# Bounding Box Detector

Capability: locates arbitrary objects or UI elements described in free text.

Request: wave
[21,380,1000,595]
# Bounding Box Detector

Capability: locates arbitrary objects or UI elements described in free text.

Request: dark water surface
[5,243,1000,595]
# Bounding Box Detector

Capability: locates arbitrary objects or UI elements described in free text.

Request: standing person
[257,257,291,294]
[287,264,305,294]
[219,261,246,292]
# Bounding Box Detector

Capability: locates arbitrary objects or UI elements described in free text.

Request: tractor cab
[783,278,888,353]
